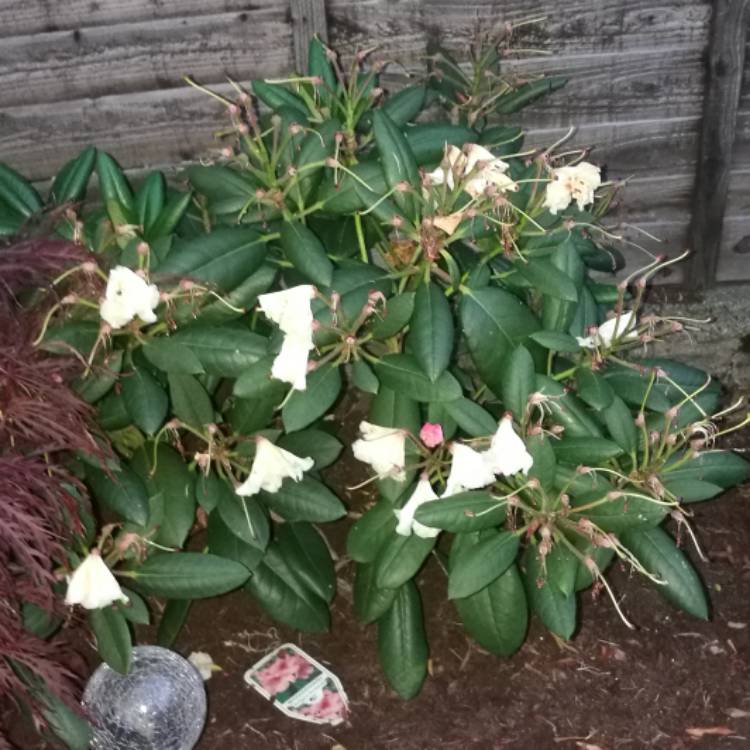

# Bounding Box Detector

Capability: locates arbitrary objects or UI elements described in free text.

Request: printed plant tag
[244,643,349,726]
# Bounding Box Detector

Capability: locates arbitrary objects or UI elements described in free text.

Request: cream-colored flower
[99,266,159,329]
[258,285,315,338]
[236,436,314,496]
[352,421,407,481]
[443,442,497,497]
[463,144,518,198]
[65,551,129,610]
[424,145,465,190]
[271,334,313,391]
[188,651,220,681]
[484,415,534,476]
[394,476,441,538]
[576,310,638,349]
[544,162,601,214]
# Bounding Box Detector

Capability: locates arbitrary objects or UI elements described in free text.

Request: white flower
[484,415,534,476]
[271,334,313,391]
[352,421,407,481]
[236,436,314,496]
[99,266,159,329]
[258,285,316,391]
[443,442,497,497]
[424,145,465,190]
[188,651,220,681]
[65,551,129,610]
[258,285,315,337]
[576,310,638,349]
[544,162,601,214]
[394,477,441,538]
[463,144,518,198]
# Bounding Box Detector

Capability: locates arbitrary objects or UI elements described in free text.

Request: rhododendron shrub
[6,31,749,710]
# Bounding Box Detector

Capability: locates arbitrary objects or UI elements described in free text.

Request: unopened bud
[391,215,404,229]
[649,430,660,444]
[237,123,249,135]
[550,424,565,435]
[228,103,240,116]
[137,241,150,256]
[325,156,339,168]
[179,279,195,291]
[635,412,645,427]
[221,147,233,158]
[311,76,323,87]
[287,165,297,177]
[306,360,317,372]
[666,433,677,445]
[334,131,344,144]
[560,493,570,509]
[60,293,78,305]
[527,478,540,489]
[395,181,410,193]
[255,188,266,200]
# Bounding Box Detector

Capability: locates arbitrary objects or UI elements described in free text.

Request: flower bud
[221,147,233,158]
[634,412,645,427]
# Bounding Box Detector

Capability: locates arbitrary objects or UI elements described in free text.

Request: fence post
[290,0,329,72]
[686,0,750,289]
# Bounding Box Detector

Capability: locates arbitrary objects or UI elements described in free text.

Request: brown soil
[7,421,750,750]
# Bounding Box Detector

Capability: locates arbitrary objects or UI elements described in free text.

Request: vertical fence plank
[290,0,328,72]
[686,0,750,289]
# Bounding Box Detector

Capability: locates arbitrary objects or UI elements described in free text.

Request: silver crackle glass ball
[82,645,207,750]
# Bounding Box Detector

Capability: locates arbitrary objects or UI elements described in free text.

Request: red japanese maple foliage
[0,238,103,745]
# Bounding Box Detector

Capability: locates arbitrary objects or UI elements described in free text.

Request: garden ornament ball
[82,645,207,749]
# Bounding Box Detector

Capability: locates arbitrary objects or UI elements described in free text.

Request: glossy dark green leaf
[134,552,250,598]
[168,373,214,429]
[168,326,267,377]
[347,498,397,563]
[261,477,346,523]
[529,330,581,353]
[621,526,708,619]
[374,353,461,402]
[141,339,205,375]
[206,509,265,572]
[156,599,191,647]
[369,292,415,339]
[570,489,667,533]
[245,542,330,632]
[279,220,334,287]
[377,581,428,699]
[217,480,270,551]
[282,364,342,432]
[576,368,615,410]
[277,429,343,470]
[73,350,124,404]
[501,345,535,421]
[352,358,379,394]
[603,395,638,454]
[516,258,579,302]
[118,588,150,625]
[49,146,96,204]
[553,437,623,465]
[277,523,336,603]
[408,281,454,381]
[149,444,196,548]
[523,545,576,639]
[96,152,135,225]
[448,530,519,599]
[121,367,168,436]
[86,464,149,526]
[660,450,750,490]
[527,433,557,491]
[443,397,497,437]
[374,531,435,589]
[0,162,42,218]
[88,607,132,674]
[413,491,506,532]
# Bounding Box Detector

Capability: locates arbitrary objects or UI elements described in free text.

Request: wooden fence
[0,0,748,287]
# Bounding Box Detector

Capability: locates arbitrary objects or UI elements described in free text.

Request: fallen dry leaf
[725,708,750,719]
[685,726,734,738]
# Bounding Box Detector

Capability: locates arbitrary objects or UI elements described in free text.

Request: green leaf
[245,542,330,631]
[279,220,334,287]
[453,562,527,656]
[253,79,309,118]
[96,152,135,225]
[541,234,585,332]
[381,84,427,126]
[217,481,270,550]
[196,263,276,325]
[570,489,667,533]
[149,444,196,548]
[413,491,506,532]
[262,476,345,522]
[377,581,428,699]
[145,190,193,241]
[603,367,672,412]
[495,75,567,114]
[501,345,535,421]
[277,429,343,470]
[448,530,520,599]
[527,433,557,491]
[660,450,750,490]
[206,509,265,572]
[374,353,461,402]
[352,358,379,394]
[135,172,165,231]
[408,281,454,381]
[372,109,420,220]
[308,36,337,94]
[347,498,397,563]
[0,162,42,218]
[553,437,623,465]
[523,546,577,639]
[73,350,123,403]
[141,339,205,375]
[168,326,267,377]
[354,562,398,623]
[41,690,92,750]
[516,258,579,301]
[168,373,214,429]
[121,367,169,436]
[156,599,191,647]
[277,523,336,603]
[403,122,476,163]
[443,397,497,437]
[545,542,579,596]
[134,552,250,598]
[118,588,150,625]
[86,464,149,526]
[662,478,725,502]
[374,531,435,589]
[49,146,96,204]
[621,526,708,619]
[536,374,603,438]
[282,364,342,432]
[603,395,638,454]
[232,355,282,400]
[88,607,132,674]
[529,330,581,352]
[369,292,415,339]
[576,368,614,410]
[40,321,99,357]
[159,227,266,291]
[460,287,540,397]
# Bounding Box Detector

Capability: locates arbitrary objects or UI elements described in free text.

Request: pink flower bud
[419,422,444,448]
[179,279,195,291]
[81,261,98,275]
[527,478,540,489]
[228,103,240,116]
[634,412,646,427]
[137,241,150,256]
[221,147,233,158]
[237,123,249,135]
[325,156,339,168]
